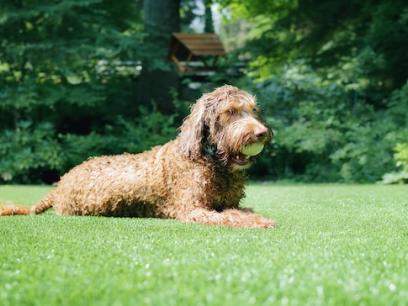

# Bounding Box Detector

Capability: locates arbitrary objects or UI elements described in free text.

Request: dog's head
[178,85,272,171]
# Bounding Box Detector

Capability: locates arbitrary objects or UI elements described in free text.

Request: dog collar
[203,144,217,158]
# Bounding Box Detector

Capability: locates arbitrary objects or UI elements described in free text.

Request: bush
[395,143,408,171]
[61,110,177,170]
[382,143,408,184]
[227,65,408,182]
[0,122,64,183]
[0,111,177,184]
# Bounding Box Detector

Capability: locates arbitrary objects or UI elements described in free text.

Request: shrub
[223,65,407,182]
[61,110,177,170]
[0,111,177,184]
[395,143,408,171]
[382,143,408,184]
[0,122,64,183]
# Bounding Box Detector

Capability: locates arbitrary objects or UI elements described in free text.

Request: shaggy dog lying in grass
[1,85,276,228]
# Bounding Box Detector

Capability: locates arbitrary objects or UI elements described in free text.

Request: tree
[137,0,181,114]
[204,0,214,32]
[0,0,146,182]
[219,0,408,182]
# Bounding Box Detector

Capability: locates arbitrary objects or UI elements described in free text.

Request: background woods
[0,0,407,183]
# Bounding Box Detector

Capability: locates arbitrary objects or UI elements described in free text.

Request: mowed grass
[0,184,407,306]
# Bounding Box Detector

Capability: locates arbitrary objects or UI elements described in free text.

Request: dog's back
[49,145,173,216]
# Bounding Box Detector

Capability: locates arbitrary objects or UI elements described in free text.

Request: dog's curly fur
[0,85,276,228]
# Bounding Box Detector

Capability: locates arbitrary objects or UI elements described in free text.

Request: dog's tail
[0,205,31,216]
[0,192,55,216]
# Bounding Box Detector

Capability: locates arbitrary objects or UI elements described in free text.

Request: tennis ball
[241,143,264,156]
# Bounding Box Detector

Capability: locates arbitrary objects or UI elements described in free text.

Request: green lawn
[0,184,407,306]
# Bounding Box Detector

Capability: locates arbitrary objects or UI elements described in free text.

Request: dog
[0,85,276,228]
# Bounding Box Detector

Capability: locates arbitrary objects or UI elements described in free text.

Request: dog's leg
[177,208,276,228]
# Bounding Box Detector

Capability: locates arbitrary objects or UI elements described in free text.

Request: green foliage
[218,0,408,182]
[395,143,408,172]
[1,0,407,183]
[225,0,408,90]
[61,112,177,170]
[0,121,63,183]
[382,143,408,184]
[0,0,156,183]
[0,113,176,183]
[216,63,407,182]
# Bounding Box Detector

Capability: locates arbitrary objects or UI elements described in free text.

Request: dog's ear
[178,99,206,159]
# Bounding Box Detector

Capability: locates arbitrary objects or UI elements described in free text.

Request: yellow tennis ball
[241,143,264,156]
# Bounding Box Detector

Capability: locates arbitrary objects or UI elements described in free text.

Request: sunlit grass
[0,184,407,305]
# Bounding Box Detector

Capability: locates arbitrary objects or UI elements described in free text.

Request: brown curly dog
[0,85,276,228]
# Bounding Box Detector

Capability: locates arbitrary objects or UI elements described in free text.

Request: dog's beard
[206,118,268,171]
[212,137,258,171]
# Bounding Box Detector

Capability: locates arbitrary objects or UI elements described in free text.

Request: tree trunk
[137,0,180,114]
[204,0,214,33]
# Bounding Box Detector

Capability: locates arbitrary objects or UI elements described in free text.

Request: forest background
[1,0,407,184]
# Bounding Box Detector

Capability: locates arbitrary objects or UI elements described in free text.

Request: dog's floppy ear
[178,99,206,159]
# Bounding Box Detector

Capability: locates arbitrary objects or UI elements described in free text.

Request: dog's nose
[254,126,268,138]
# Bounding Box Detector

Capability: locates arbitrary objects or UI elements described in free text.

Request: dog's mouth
[232,152,253,166]
[232,142,265,166]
